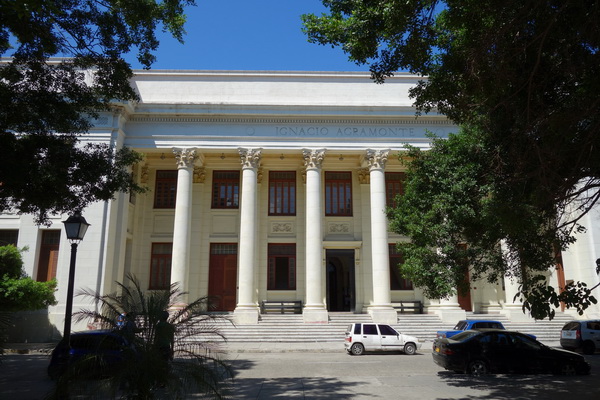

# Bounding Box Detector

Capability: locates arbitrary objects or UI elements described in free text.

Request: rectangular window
[154,170,178,208]
[389,244,413,290]
[325,171,352,216]
[0,229,19,246]
[269,171,296,215]
[150,243,172,290]
[267,243,296,290]
[385,172,406,207]
[212,171,240,209]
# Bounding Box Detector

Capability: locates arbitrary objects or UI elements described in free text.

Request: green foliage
[0,0,195,224]
[0,245,25,278]
[0,245,57,312]
[49,274,232,399]
[306,1,600,319]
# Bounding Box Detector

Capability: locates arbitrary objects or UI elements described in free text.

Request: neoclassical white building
[3,70,600,340]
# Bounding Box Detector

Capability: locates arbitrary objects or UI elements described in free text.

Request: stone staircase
[202,311,571,345]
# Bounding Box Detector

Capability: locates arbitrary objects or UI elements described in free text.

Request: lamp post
[62,212,90,347]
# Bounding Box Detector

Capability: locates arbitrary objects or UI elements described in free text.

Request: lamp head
[62,212,90,242]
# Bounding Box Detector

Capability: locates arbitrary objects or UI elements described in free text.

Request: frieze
[328,223,351,234]
[270,222,294,234]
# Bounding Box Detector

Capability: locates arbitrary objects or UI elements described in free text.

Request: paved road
[2,348,600,399]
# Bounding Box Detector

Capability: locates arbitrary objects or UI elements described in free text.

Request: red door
[457,270,472,311]
[208,244,238,311]
[36,230,61,282]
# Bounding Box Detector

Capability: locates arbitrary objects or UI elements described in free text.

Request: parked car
[560,319,600,355]
[436,319,536,340]
[47,330,136,380]
[344,323,422,355]
[432,329,590,376]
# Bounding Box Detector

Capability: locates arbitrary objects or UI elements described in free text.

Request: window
[389,244,413,290]
[378,324,398,336]
[269,171,296,215]
[363,324,378,335]
[154,170,177,208]
[267,244,296,290]
[0,229,18,246]
[325,171,352,216]
[212,171,240,209]
[150,243,172,289]
[385,172,406,207]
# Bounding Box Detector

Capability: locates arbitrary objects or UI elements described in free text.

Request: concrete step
[199,312,570,344]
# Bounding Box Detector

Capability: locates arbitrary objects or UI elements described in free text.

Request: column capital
[173,148,198,169]
[302,148,326,170]
[365,149,390,171]
[238,148,262,169]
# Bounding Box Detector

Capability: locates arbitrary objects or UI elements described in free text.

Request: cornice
[127,115,452,126]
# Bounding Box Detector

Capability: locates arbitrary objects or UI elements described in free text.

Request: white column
[500,240,533,321]
[366,149,397,324]
[234,148,261,324]
[171,148,197,298]
[302,149,328,323]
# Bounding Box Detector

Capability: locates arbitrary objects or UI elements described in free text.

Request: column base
[500,304,534,322]
[302,307,329,323]
[234,306,260,325]
[428,303,466,323]
[479,302,503,314]
[368,306,398,324]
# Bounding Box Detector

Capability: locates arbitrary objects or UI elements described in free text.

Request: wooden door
[208,244,238,311]
[457,270,472,311]
[36,230,60,281]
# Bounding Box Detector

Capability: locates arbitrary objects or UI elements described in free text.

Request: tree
[48,274,232,399]
[303,1,600,318]
[388,129,597,319]
[0,245,57,355]
[0,0,196,225]
[0,245,57,312]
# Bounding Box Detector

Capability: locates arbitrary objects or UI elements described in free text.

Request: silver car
[344,323,422,355]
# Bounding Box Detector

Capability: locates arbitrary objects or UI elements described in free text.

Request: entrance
[208,243,238,311]
[457,269,473,311]
[325,249,355,312]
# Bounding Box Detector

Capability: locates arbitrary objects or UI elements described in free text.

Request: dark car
[47,330,135,380]
[432,329,590,376]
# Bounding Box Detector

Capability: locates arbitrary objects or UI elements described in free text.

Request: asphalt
[3,339,563,354]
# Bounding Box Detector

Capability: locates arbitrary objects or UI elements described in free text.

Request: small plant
[48,274,233,399]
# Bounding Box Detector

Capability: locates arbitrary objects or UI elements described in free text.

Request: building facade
[3,70,599,341]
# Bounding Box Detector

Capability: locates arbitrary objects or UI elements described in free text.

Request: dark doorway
[208,243,238,311]
[326,249,355,312]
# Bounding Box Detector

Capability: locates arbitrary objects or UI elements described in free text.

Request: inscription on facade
[275,126,426,138]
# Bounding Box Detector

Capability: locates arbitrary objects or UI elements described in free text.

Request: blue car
[47,330,135,380]
[436,320,506,339]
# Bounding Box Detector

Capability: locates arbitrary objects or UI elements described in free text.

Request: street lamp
[62,212,90,347]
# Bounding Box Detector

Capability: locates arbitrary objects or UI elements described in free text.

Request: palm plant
[48,274,233,399]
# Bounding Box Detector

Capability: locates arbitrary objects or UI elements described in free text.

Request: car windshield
[449,331,480,342]
[453,321,468,330]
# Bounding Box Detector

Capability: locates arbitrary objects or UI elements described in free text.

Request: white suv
[344,323,422,356]
[560,320,600,355]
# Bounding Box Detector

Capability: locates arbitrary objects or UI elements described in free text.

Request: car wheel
[404,342,417,355]
[466,360,488,376]
[350,343,364,356]
[557,363,577,376]
[582,341,596,355]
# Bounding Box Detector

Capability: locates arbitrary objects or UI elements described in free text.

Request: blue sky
[126,0,367,72]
